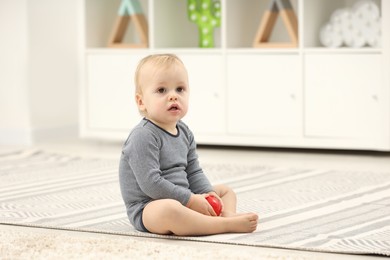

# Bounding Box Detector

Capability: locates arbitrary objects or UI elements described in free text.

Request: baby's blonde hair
[134,54,186,116]
[134,53,185,95]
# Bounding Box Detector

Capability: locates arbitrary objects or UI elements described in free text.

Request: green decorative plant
[187,0,221,48]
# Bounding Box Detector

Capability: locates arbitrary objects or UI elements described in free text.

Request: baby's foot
[227,213,258,233]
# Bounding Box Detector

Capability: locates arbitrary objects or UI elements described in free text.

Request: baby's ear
[135,94,145,110]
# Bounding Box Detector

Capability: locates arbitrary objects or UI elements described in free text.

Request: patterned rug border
[1,221,387,257]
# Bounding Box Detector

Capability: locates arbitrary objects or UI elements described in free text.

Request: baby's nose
[169,93,178,101]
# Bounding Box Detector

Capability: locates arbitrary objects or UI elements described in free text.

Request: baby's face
[136,62,189,130]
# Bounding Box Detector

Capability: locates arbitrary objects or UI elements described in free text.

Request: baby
[119,53,258,235]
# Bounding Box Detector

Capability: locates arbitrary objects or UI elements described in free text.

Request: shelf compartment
[227,53,302,136]
[303,0,382,48]
[226,0,299,48]
[304,53,383,138]
[153,0,221,48]
[85,0,149,48]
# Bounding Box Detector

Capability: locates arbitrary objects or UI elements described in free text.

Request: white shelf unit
[80,0,390,151]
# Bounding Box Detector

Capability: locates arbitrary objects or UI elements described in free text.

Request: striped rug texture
[0,149,389,256]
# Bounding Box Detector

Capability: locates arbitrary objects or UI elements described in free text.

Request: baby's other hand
[186,194,217,216]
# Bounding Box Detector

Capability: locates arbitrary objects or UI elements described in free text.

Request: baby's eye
[157,87,166,94]
[176,87,185,93]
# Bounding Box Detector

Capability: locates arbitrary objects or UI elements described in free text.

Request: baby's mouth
[168,104,179,111]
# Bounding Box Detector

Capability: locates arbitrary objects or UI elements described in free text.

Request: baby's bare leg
[213,184,237,216]
[142,199,258,236]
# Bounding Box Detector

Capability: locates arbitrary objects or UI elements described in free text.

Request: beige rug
[0,227,310,260]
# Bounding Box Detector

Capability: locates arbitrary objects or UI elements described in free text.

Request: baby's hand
[186,194,217,216]
[207,192,224,213]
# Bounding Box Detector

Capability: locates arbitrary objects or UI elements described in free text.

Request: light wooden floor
[1,139,390,259]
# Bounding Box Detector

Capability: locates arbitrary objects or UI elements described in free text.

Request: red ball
[206,195,222,216]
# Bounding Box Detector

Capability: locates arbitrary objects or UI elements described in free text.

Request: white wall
[28,0,79,141]
[0,0,79,145]
[0,0,32,144]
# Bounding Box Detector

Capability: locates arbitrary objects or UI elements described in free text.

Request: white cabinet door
[86,53,145,131]
[304,54,382,138]
[179,54,225,135]
[227,54,301,136]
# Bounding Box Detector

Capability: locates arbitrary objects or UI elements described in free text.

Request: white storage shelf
[80,0,390,151]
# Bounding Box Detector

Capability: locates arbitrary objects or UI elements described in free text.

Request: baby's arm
[184,132,221,215]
